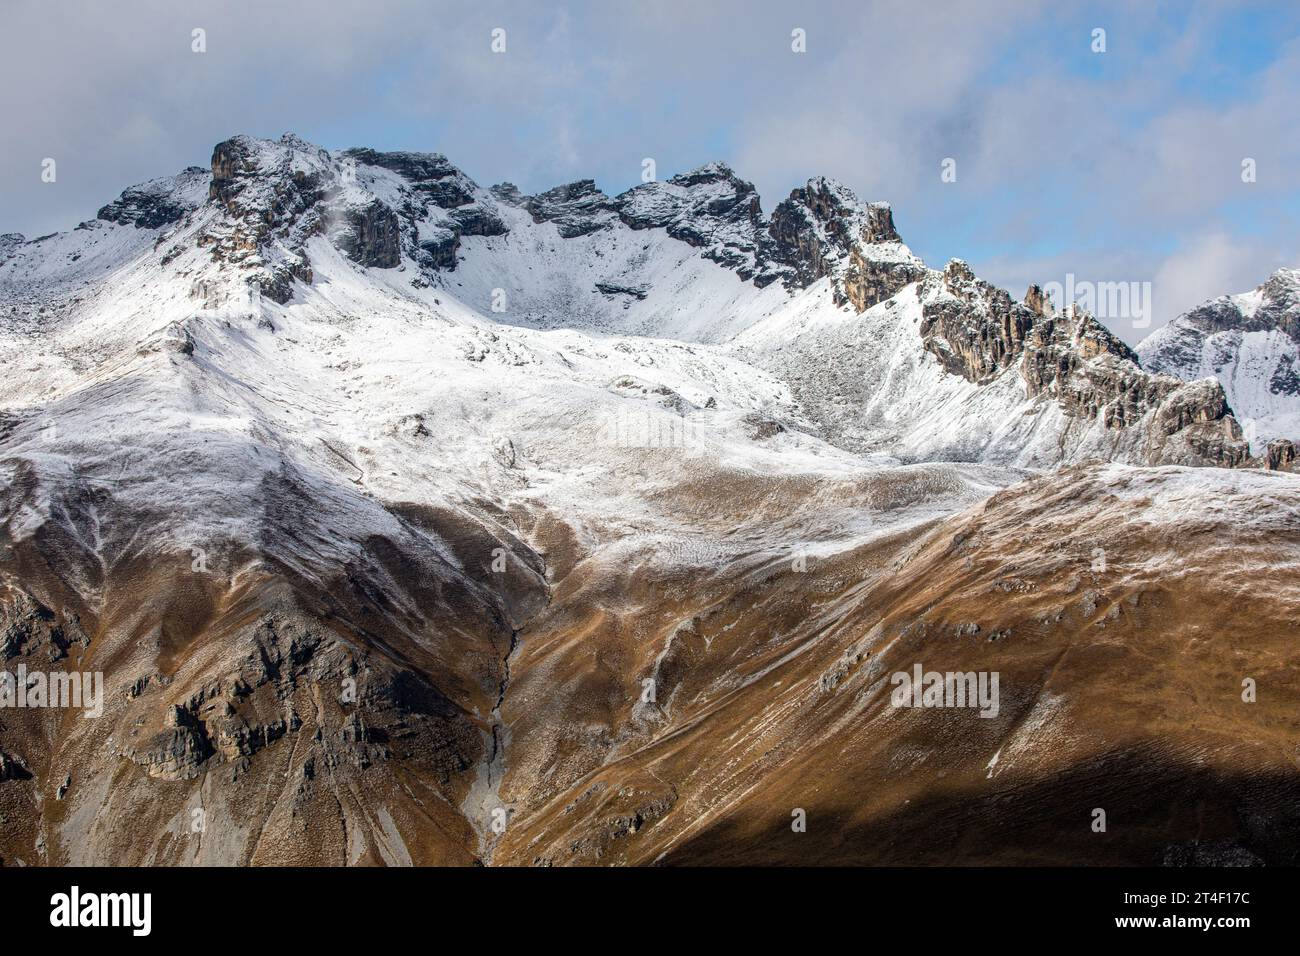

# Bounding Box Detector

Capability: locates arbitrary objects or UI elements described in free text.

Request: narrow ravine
[463,628,519,864]
[461,530,551,864]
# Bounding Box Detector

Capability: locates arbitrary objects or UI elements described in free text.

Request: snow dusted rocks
[911,260,1250,467]
[485,164,922,297]
[503,179,616,238]
[765,177,926,305]
[95,167,208,230]
[333,199,403,268]
[613,163,775,282]
[0,129,1286,478]
[492,163,776,280]
[919,259,1040,382]
[202,133,330,301]
[1139,268,1300,451]
[1153,267,1300,343]
[339,146,508,270]
[200,135,506,297]
[0,235,22,267]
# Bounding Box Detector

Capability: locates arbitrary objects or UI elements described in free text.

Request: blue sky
[3,0,1298,341]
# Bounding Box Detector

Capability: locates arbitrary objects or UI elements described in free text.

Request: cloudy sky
[3,0,1297,341]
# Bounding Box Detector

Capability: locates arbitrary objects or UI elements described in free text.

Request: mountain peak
[1256,267,1300,317]
[1138,265,1300,447]
[667,161,744,186]
[1165,265,1300,343]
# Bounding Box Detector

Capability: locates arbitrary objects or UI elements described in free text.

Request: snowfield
[0,132,1294,581]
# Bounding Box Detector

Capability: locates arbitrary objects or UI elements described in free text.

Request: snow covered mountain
[2,133,1269,473]
[1,133,1297,867]
[1139,268,1300,467]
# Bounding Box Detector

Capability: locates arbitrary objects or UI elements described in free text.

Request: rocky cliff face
[765,178,927,308]
[919,259,1039,383]
[935,269,1136,408]
[901,259,1259,469]
[481,164,925,299]
[882,259,1249,468]
[200,134,329,302]
[335,200,403,269]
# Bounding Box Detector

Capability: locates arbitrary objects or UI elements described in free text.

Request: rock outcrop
[1266,438,1297,471]
[201,134,326,302]
[912,260,1251,467]
[614,163,770,280]
[335,200,402,268]
[765,178,926,306]
[0,234,23,266]
[1,592,87,662]
[514,179,616,238]
[96,168,207,230]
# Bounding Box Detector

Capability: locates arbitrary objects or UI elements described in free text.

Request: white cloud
[1,0,1296,333]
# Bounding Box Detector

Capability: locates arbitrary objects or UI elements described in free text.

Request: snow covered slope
[0,131,1286,617]
[0,133,1269,480]
[1139,268,1300,455]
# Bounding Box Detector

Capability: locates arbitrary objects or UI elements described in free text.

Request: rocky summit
[0,133,1297,866]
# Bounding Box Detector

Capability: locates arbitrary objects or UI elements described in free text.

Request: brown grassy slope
[1,463,1296,865]
[493,465,1300,865]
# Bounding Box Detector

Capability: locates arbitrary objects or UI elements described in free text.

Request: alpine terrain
[1,133,1297,866]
